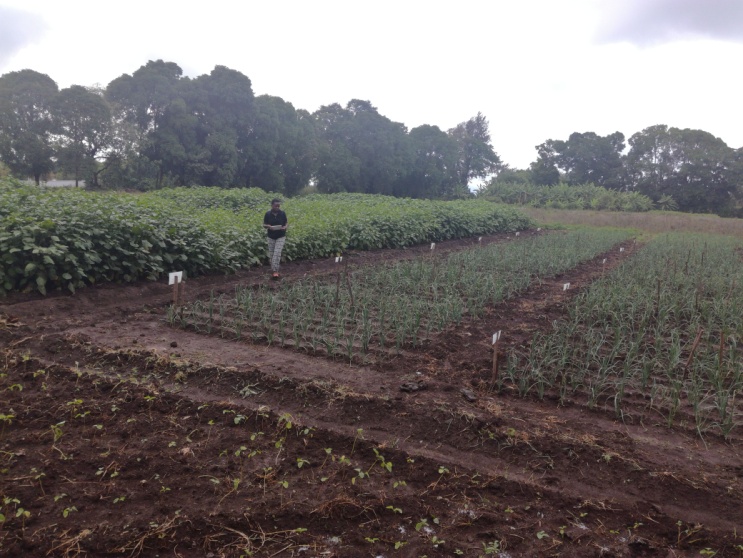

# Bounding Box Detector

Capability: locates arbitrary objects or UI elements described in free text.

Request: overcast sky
[1,0,742,168]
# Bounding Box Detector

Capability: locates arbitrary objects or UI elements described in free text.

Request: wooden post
[169,271,183,306]
[683,327,704,380]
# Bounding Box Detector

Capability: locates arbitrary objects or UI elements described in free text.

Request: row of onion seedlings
[508,233,742,439]
[169,229,630,364]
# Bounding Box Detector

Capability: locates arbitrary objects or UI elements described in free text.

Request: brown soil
[1,230,742,557]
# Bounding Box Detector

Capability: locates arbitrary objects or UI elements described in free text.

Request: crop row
[0,182,532,295]
[509,233,743,438]
[170,230,631,362]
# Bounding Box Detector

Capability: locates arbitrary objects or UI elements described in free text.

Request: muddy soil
[1,230,742,557]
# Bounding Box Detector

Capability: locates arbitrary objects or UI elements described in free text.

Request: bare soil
[1,230,742,557]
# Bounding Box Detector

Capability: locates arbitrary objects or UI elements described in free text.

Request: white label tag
[602,258,607,264]
[492,331,502,344]
[335,256,342,263]
[563,282,570,291]
[515,231,520,236]
[537,228,541,232]
[168,271,183,285]
[620,247,625,252]
[430,243,436,250]
[478,237,482,242]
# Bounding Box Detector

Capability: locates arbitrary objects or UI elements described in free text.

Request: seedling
[62,506,78,518]
[483,540,501,554]
[50,421,65,443]
[296,458,310,469]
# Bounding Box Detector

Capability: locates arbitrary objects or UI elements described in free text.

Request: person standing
[263,198,288,279]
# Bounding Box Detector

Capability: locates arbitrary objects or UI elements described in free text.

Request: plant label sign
[515,231,520,236]
[430,243,436,250]
[620,247,625,252]
[492,330,502,344]
[478,237,482,242]
[169,271,183,285]
[602,258,607,264]
[563,282,570,291]
[537,228,541,232]
[335,256,343,263]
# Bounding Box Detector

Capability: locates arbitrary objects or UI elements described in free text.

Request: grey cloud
[0,7,47,68]
[596,0,743,46]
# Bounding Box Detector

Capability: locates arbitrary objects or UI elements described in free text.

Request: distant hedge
[480,182,655,212]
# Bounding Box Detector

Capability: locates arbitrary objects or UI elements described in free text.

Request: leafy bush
[0,182,533,295]
[480,181,656,212]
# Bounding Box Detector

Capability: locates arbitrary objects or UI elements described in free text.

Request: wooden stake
[683,327,704,380]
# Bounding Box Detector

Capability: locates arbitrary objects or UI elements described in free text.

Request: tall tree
[447,112,501,189]
[0,69,58,184]
[627,125,738,214]
[241,95,317,194]
[395,124,460,198]
[536,131,625,189]
[106,60,185,187]
[188,65,255,186]
[51,85,113,186]
[313,100,411,195]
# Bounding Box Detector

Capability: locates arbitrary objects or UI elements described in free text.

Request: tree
[529,157,560,185]
[0,69,58,184]
[394,124,460,198]
[313,100,411,195]
[447,112,501,189]
[51,85,113,186]
[536,131,625,189]
[188,65,255,186]
[626,125,739,214]
[106,60,185,187]
[240,95,317,194]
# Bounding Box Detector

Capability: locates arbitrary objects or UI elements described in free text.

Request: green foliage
[0,181,532,295]
[480,181,655,212]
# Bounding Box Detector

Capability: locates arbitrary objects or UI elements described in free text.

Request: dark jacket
[264,210,288,239]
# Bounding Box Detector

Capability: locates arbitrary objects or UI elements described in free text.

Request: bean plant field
[2,190,743,557]
[0,181,530,295]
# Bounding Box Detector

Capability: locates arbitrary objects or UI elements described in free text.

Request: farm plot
[170,230,631,363]
[2,227,743,557]
[512,233,743,438]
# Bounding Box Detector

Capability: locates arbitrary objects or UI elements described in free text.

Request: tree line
[1,60,741,214]
[495,129,743,216]
[0,61,499,199]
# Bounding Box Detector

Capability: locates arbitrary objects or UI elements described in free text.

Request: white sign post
[478,237,482,243]
[563,282,570,291]
[169,271,184,306]
[430,242,436,250]
[620,247,625,253]
[335,256,343,263]
[492,330,502,384]
[515,231,520,237]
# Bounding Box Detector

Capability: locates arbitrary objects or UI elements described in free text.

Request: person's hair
[271,198,282,205]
